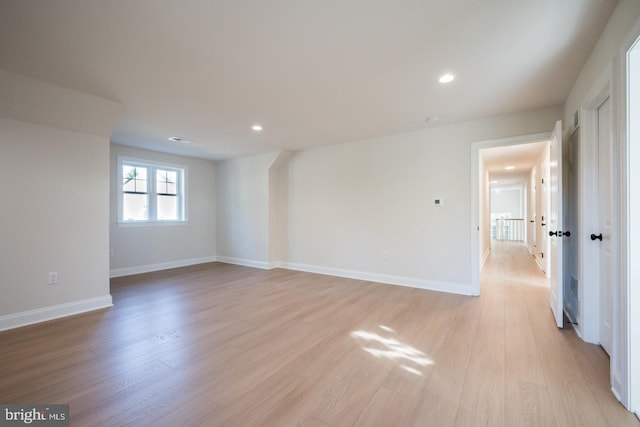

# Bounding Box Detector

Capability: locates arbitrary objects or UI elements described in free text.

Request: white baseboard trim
[534,257,550,277]
[124,255,474,295]
[110,256,217,278]
[480,247,491,270]
[0,295,113,332]
[215,256,272,270]
[611,384,623,407]
[280,262,473,295]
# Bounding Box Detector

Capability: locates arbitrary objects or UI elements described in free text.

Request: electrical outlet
[47,272,58,285]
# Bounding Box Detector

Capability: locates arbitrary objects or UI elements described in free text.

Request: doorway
[472,122,564,329]
[470,132,551,296]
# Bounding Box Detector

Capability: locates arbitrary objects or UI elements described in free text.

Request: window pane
[156,169,166,193]
[157,195,178,220]
[123,193,149,220]
[156,169,177,195]
[123,165,135,177]
[136,167,147,180]
[123,165,147,193]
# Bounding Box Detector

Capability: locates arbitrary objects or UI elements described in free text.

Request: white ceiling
[0,1,617,160]
[481,141,548,186]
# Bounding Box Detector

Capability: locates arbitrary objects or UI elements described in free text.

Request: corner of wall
[0,71,119,329]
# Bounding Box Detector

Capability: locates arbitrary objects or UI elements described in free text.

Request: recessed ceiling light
[439,73,455,83]
[168,136,192,144]
[504,166,516,170]
[251,124,263,132]
[425,115,439,123]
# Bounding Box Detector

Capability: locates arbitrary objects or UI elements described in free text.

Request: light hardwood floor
[1,242,638,426]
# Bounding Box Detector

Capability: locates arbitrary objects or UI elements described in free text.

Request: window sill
[117,220,189,228]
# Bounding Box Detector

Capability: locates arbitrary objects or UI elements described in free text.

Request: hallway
[480,241,638,426]
[483,241,549,288]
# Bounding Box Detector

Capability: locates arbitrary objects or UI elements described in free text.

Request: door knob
[562,231,571,237]
[549,231,558,237]
[541,223,546,227]
[591,233,603,241]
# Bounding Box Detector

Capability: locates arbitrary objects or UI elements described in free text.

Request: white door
[530,172,537,250]
[541,158,551,276]
[549,121,564,328]
[597,97,613,355]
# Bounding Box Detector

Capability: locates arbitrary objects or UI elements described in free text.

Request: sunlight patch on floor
[350,325,433,376]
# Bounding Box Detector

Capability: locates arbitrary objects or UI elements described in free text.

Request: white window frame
[117,156,187,225]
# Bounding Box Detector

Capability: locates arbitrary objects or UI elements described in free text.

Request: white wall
[269,151,293,265]
[284,106,562,294]
[564,0,640,127]
[0,70,121,330]
[491,187,522,218]
[109,144,217,276]
[215,151,281,268]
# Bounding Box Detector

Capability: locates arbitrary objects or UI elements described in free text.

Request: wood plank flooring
[1,241,638,426]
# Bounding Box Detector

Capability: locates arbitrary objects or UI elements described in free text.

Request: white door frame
[470,132,550,295]
[619,15,640,415]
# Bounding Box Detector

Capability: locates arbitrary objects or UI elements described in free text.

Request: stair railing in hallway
[491,218,525,241]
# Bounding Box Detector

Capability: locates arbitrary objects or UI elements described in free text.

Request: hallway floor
[484,240,548,288]
[479,240,637,426]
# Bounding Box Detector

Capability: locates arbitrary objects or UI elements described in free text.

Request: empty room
[1,1,640,426]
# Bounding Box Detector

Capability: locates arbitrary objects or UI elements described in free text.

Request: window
[118,157,186,223]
